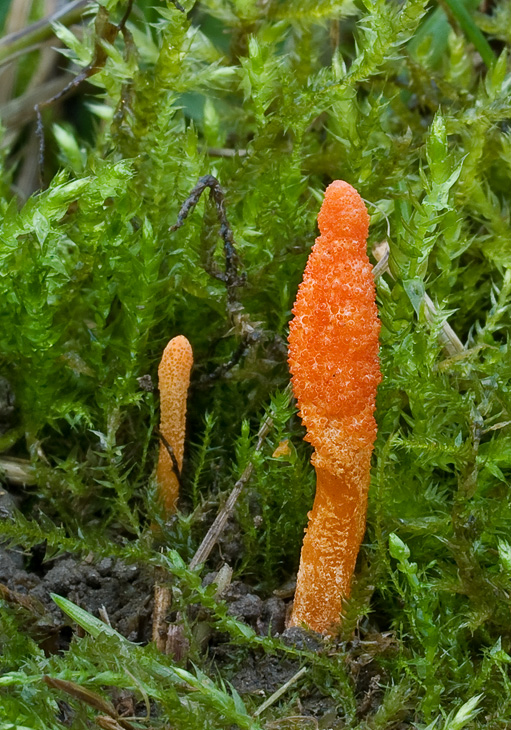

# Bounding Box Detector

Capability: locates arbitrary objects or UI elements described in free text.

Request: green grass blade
[444,0,496,67]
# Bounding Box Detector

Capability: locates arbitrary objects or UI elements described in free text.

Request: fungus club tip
[157,335,193,515]
[288,180,381,633]
[318,180,370,242]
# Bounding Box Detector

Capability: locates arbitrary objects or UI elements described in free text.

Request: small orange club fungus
[288,180,381,633]
[157,335,193,515]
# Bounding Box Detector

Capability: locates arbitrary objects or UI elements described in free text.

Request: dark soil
[0,482,391,724]
[0,545,154,645]
[0,376,15,434]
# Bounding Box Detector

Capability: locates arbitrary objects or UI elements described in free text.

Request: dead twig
[189,387,291,570]
[0,0,90,65]
[170,174,245,294]
[198,335,256,385]
[189,443,267,569]
[171,174,263,383]
[265,716,319,729]
[152,567,172,653]
[372,240,464,357]
[43,676,137,730]
[0,457,35,485]
[0,582,46,614]
[253,666,308,718]
[0,74,74,132]
[35,0,135,182]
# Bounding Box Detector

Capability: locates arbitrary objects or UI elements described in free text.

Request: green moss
[1,0,511,726]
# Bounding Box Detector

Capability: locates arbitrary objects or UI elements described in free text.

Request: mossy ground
[1,0,511,727]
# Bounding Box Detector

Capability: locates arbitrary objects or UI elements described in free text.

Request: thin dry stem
[253,666,308,718]
[0,0,90,64]
[0,74,74,131]
[152,567,172,653]
[266,716,319,729]
[373,240,464,356]
[206,146,248,157]
[43,676,136,729]
[188,388,290,570]
[0,457,35,485]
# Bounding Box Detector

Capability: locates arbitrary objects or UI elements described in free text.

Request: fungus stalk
[157,335,193,515]
[288,180,381,633]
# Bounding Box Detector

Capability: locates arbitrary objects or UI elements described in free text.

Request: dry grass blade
[0,581,46,614]
[373,240,464,356]
[253,667,308,718]
[0,457,35,485]
[96,717,130,730]
[265,717,319,729]
[43,676,136,730]
[0,0,90,63]
[188,390,286,570]
[0,0,32,105]
[152,568,172,652]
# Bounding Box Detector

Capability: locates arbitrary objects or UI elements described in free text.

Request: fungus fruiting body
[288,180,381,633]
[156,335,193,515]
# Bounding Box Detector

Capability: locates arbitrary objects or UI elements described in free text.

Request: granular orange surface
[157,335,193,515]
[288,180,381,633]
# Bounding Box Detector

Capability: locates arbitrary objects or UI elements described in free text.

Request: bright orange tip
[318,180,370,242]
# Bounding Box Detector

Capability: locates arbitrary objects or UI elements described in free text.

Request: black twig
[170,175,264,383]
[170,175,245,294]
[118,0,136,29]
[156,430,183,490]
[197,332,259,386]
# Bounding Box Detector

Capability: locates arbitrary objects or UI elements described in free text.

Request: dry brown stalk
[188,390,285,570]
[373,240,464,356]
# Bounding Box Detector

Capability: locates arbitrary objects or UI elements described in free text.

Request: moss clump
[1,0,511,727]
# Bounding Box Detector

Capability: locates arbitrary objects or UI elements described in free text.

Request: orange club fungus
[156,335,194,515]
[288,180,381,633]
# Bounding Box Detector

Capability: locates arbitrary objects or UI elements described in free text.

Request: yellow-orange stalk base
[289,465,370,633]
